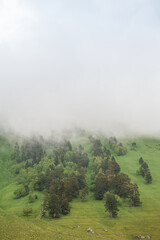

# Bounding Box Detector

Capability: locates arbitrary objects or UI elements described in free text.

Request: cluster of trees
[109,137,127,156]
[11,135,143,219]
[11,137,45,166]
[11,137,89,218]
[90,137,111,158]
[137,157,152,184]
[90,138,141,217]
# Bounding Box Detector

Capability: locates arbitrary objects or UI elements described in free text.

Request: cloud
[0,0,36,45]
[0,0,160,137]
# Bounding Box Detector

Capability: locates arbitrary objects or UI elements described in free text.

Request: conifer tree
[139,157,144,165]
[129,183,141,207]
[104,192,119,218]
[145,170,152,184]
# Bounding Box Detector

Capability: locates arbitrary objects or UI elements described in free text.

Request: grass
[0,136,160,239]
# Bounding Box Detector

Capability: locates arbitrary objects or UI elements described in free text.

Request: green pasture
[0,136,160,239]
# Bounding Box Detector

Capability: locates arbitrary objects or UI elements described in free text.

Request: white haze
[0,0,160,137]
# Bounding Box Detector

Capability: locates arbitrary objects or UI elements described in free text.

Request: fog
[0,0,160,137]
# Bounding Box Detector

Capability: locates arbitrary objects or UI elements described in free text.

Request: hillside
[0,134,160,240]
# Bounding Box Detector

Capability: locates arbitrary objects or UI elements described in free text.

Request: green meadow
[0,136,160,240]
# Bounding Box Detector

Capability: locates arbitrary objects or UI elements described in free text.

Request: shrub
[14,186,29,199]
[23,207,33,216]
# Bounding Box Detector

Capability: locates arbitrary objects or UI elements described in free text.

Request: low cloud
[0,0,160,137]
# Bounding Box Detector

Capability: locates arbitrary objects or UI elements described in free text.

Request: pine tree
[61,194,70,215]
[139,157,144,165]
[104,192,119,218]
[140,162,149,177]
[94,173,108,200]
[128,183,141,207]
[145,170,152,184]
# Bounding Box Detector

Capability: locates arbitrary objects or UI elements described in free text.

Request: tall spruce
[104,192,119,218]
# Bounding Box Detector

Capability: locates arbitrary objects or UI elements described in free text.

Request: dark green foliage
[43,184,70,218]
[104,192,119,218]
[14,185,29,199]
[103,147,111,157]
[72,151,89,168]
[12,138,45,164]
[101,158,109,172]
[54,165,64,179]
[53,147,65,165]
[44,192,61,218]
[113,173,131,198]
[108,157,120,174]
[138,159,152,184]
[109,137,127,156]
[77,167,86,189]
[113,144,127,156]
[139,157,144,165]
[64,140,72,152]
[64,174,79,201]
[11,134,142,221]
[145,170,152,184]
[90,139,141,208]
[92,139,103,156]
[140,162,149,177]
[61,194,71,215]
[94,173,108,200]
[11,142,20,162]
[34,173,46,191]
[28,194,38,203]
[23,207,33,216]
[128,183,141,207]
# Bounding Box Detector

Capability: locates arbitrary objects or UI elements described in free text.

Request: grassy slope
[0,137,160,239]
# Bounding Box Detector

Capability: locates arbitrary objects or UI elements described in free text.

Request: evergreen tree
[92,139,103,156]
[64,174,79,201]
[139,162,149,177]
[114,173,130,198]
[48,193,61,218]
[104,192,119,218]
[61,194,70,215]
[94,173,108,200]
[128,183,141,207]
[145,170,152,184]
[139,157,144,165]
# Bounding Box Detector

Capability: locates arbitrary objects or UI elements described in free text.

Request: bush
[23,207,33,216]
[14,186,29,199]
[28,194,38,203]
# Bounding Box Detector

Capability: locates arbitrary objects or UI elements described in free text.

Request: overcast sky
[0,0,160,136]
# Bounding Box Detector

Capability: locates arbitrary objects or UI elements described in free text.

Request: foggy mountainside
[1,0,160,240]
[0,129,159,239]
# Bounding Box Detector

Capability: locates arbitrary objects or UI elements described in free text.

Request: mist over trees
[10,133,143,220]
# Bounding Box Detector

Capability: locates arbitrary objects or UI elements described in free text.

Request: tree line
[137,157,152,184]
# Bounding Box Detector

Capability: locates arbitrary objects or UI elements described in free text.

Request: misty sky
[0,0,160,136]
